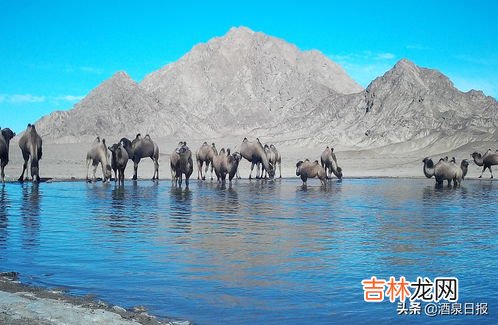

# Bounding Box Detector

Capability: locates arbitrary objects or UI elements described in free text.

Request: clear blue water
[0,179,497,324]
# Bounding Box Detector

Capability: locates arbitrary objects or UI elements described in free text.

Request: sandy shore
[0,273,189,325]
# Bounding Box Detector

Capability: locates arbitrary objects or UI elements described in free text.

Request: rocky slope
[32,27,497,153]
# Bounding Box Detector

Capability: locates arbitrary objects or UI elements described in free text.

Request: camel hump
[203,141,208,145]
[243,137,248,142]
[136,133,141,139]
[145,134,151,140]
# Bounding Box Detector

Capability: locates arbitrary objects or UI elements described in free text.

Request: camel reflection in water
[20,183,41,248]
[169,186,193,235]
[0,185,9,250]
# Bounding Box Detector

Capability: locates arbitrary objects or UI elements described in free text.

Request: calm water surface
[0,179,497,324]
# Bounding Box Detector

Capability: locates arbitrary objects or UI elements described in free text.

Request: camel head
[461,159,470,178]
[444,156,449,161]
[296,161,304,176]
[105,164,112,181]
[450,157,456,163]
[120,138,132,151]
[232,152,242,161]
[1,128,15,140]
[108,143,119,153]
[211,142,216,147]
[422,157,434,168]
[335,167,343,179]
[471,152,481,159]
[175,145,190,156]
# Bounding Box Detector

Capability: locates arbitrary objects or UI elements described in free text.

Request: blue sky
[1,0,497,132]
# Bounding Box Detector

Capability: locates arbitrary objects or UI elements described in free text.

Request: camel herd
[0,124,497,187]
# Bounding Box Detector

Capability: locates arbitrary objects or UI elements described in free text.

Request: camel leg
[86,158,92,181]
[279,162,282,178]
[101,162,107,183]
[19,154,29,182]
[186,176,189,187]
[249,162,255,179]
[1,161,5,183]
[205,161,210,181]
[92,163,98,182]
[479,166,486,178]
[152,157,159,180]
[197,160,202,180]
[256,163,261,179]
[489,167,493,179]
[133,161,139,180]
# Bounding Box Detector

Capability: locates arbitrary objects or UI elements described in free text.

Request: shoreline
[0,272,189,325]
[1,175,496,184]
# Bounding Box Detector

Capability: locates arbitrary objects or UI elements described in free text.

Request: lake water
[0,179,497,324]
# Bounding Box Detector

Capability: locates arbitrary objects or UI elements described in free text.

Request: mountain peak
[227,26,255,37]
[394,58,415,68]
[111,71,133,81]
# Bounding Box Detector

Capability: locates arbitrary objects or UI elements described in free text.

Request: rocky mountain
[290,58,498,151]
[33,27,497,153]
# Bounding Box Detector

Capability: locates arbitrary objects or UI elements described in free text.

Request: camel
[296,159,327,186]
[18,124,43,182]
[213,148,228,182]
[263,145,276,179]
[471,150,498,178]
[108,141,129,184]
[270,144,282,178]
[320,146,343,179]
[451,159,469,186]
[170,141,185,183]
[173,142,193,187]
[422,157,469,187]
[196,142,218,180]
[240,138,274,179]
[212,148,241,184]
[0,127,16,183]
[120,134,159,180]
[227,151,242,183]
[86,137,112,183]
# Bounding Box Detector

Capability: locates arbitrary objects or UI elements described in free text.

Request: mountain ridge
[31,27,497,153]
